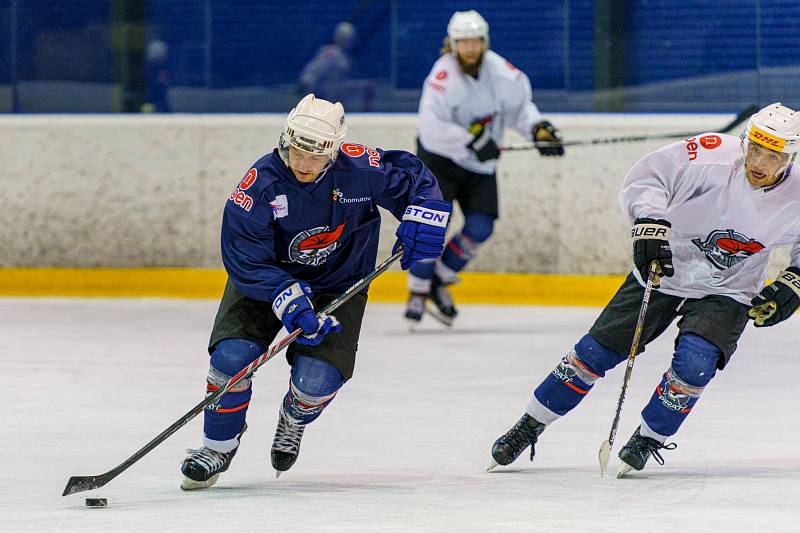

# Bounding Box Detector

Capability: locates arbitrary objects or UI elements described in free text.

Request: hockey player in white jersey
[403,9,564,327]
[489,102,800,476]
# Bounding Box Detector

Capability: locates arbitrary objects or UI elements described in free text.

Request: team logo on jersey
[435,70,448,80]
[692,229,764,270]
[332,187,371,205]
[288,223,346,266]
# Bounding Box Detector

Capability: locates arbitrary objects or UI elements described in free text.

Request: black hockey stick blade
[63,473,117,496]
[501,104,758,151]
[62,250,403,497]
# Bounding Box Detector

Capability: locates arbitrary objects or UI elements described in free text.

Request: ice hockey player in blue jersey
[180,94,450,489]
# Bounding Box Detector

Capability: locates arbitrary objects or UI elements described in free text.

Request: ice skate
[487,414,545,470]
[181,424,246,490]
[426,274,458,326]
[617,426,676,478]
[271,409,306,477]
[404,292,427,330]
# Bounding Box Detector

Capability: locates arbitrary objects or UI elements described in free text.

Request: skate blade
[598,440,612,476]
[486,459,499,472]
[616,463,634,479]
[424,303,455,327]
[180,473,219,490]
[405,317,421,331]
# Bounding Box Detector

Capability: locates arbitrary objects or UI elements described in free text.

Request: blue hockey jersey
[221,143,443,301]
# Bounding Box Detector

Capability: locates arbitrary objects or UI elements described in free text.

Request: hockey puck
[85,498,107,507]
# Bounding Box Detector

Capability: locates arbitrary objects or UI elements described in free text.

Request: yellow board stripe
[0,268,625,306]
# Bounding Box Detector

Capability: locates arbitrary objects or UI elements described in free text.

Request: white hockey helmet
[447,10,489,45]
[744,102,800,154]
[742,103,800,185]
[279,94,347,173]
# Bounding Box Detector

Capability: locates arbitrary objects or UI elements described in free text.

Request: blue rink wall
[0,112,788,302]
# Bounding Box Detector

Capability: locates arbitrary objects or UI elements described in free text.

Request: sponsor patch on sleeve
[270,194,288,219]
[229,168,257,212]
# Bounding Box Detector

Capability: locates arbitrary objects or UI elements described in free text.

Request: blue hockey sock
[281,355,345,426]
[528,334,626,424]
[203,339,265,450]
[440,212,494,274]
[409,258,436,284]
[641,333,719,440]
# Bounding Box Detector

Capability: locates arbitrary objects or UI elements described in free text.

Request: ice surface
[2,298,798,532]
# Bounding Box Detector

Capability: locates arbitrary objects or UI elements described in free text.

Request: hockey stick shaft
[501,104,758,151]
[62,250,403,496]
[598,261,658,474]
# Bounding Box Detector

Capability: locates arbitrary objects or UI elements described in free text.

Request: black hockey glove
[532,120,565,157]
[467,121,500,162]
[748,267,800,327]
[631,218,673,287]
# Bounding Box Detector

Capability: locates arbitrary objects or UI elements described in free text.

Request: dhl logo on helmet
[749,126,787,151]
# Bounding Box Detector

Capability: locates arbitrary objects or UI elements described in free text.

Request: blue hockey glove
[749,267,800,327]
[271,281,342,345]
[393,200,451,270]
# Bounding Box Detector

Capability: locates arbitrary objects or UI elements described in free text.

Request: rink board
[0,268,624,306]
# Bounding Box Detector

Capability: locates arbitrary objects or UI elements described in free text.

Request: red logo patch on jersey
[716,238,764,256]
[692,229,764,270]
[435,70,448,80]
[239,168,257,190]
[504,60,519,73]
[341,143,366,158]
[298,223,346,252]
[341,143,381,167]
[699,135,721,149]
[288,223,347,266]
[427,80,446,93]
[229,168,257,212]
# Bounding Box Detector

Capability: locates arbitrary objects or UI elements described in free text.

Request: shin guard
[528,334,626,424]
[281,355,344,426]
[440,212,494,274]
[641,333,720,441]
[203,339,264,451]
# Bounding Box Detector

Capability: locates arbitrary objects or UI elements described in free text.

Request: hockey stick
[62,250,404,496]
[500,104,758,152]
[597,261,658,476]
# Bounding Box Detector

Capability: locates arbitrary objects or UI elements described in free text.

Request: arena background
[1,0,798,303]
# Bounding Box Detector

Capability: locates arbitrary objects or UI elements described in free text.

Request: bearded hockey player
[403,9,565,327]
[489,102,800,477]
[180,94,449,489]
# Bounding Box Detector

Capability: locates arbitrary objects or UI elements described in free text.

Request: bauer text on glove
[748,267,800,327]
[631,218,673,286]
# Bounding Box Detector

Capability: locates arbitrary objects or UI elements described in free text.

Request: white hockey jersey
[417,50,544,175]
[620,132,800,304]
